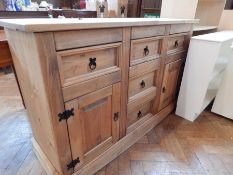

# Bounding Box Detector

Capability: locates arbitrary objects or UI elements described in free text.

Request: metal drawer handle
[162,87,166,93]
[89,57,96,70]
[137,110,142,119]
[140,80,145,88]
[144,46,149,56]
[114,112,119,121]
[174,40,179,48]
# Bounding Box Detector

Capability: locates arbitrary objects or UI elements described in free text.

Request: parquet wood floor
[1,73,233,175]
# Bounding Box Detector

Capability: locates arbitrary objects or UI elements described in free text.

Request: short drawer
[127,86,156,114]
[127,101,152,127]
[131,25,165,39]
[170,24,192,34]
[54,28,123,50]
[128,71,154,98]
[129,59,160,79]
[57,43,122,87]
[130,37,163,66]
[165,51,187,64]
[167,34,187,54]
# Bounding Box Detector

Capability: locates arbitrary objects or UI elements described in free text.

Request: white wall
[160,0,198,19]
[218,10,233,30]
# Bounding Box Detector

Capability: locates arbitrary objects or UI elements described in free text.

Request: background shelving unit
[175,31,233,121]
[160,0,226,34]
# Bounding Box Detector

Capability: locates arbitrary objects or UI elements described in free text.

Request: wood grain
[130,36,163,66]
[5,29,72,175]
[129,58,160,79]
[57,42,122,87]
[54,28,123,50]
[119,27,131,138]
[131,25,165,39]
[128,71,155,98]
[170,24,192,34]
[62,70,121,102]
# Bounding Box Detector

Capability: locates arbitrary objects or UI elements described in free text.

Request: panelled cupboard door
[159,59,183,111]
[65,83,121,171]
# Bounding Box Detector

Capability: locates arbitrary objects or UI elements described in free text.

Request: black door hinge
[58,108,74,122]
[67,157,80,170]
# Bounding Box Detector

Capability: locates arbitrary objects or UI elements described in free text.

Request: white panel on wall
[160,0,198,19]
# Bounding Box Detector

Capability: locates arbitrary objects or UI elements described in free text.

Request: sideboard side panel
[34,32,73,175]
[5,29,72,175]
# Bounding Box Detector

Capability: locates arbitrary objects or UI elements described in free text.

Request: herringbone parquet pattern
[1,73,233,175]
[95,111,233,175]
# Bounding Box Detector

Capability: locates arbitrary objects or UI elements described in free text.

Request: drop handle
[174,40,179,48]
[114,112,119,121]
[137,110,142,119]
[144,46,149,56]
[89,57,97,70]
[140,80,145,88]
[162,87,166,93]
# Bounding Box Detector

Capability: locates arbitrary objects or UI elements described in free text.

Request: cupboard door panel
[66,83,121,171]
[80,96,112,153]
[159,59,183,110]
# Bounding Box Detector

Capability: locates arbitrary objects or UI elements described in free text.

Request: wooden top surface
[0,18,198,32]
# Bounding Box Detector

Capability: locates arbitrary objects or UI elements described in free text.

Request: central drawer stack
[126,25,165,133]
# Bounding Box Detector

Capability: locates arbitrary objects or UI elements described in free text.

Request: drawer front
[165,51,187,64]
[129,58,160,79]
[167,34,187,54]
[128,86,156,114]
[128,71,154,98]
[63,71,121,101]
[170,24,192,34]
[54,28,123,50]
[57,43,122,87]
[130,37,162,66]
[127,101,152,127]
[131,25,165,39]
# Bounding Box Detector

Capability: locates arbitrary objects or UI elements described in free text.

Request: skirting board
[32,102,175,175]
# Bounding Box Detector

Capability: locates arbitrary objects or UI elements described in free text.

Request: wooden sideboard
[0,18,196,175]
[0,30,12,67]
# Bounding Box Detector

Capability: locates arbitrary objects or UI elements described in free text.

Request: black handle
[144,46,149,56]
[120,5,125,14]
[89,57,96,70]
[140,80,145,88]
[174,40,179,48]
[114,112,119,121]
[162,87,166,93]
[137,110,142,119]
